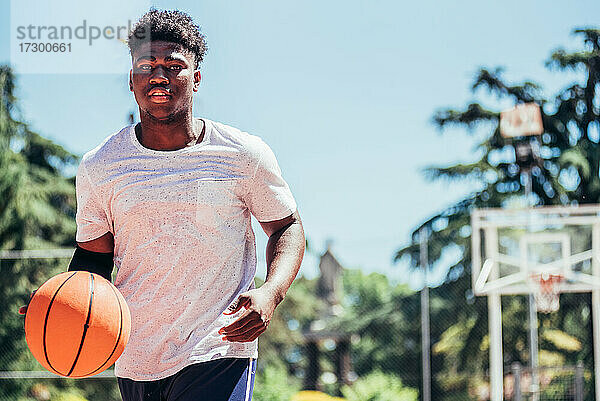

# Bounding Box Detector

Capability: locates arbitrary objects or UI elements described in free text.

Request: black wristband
[67,246,114,282]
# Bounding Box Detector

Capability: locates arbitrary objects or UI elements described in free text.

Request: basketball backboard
[471,205,600,296]
[499,103,544,138]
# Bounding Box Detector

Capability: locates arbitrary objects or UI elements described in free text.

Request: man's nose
[149,66,169,85]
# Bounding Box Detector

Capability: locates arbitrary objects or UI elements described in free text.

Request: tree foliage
[394,28,600,399]
[0,65,79,399]
[330,270,419,381]
[341,370,418,401]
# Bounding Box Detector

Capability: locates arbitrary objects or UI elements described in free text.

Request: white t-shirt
[75,119,297,380]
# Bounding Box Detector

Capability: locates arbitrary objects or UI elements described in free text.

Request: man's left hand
[219,287,280,342]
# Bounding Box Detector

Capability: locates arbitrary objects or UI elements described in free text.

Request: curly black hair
[128,9,207,68]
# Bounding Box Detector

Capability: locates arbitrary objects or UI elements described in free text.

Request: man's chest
[97,158,248,229]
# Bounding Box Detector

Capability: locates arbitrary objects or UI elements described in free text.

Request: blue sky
[1,0,598,288]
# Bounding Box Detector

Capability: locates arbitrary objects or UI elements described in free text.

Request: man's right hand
[18,290,36,315]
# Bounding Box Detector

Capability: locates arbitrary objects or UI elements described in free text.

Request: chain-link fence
[1,255,598,401]
[0,371,120,401]
[507,362,588,401]
[266,272,598,401]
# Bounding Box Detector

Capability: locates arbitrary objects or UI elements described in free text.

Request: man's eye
[169,65,183,71]
[138,65,151,71]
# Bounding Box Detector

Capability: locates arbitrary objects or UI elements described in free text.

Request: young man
[66,9,304,401]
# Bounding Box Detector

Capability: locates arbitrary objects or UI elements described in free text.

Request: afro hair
[128,9,207,68]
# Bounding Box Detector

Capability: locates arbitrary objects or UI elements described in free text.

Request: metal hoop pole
[486,227,503,401]
[420,227,431,401]
[592,223,600,398]
[523,169,540,401]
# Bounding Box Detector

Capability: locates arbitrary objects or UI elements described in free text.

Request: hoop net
[529,273,564,313]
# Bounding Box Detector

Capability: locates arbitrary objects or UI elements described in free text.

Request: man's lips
[148,88,172,103]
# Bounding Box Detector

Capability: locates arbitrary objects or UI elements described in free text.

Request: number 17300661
[19,43,71,52]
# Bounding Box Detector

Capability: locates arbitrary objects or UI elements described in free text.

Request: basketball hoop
[529,273,564,313]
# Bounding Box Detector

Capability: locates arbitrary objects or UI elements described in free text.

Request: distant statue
[317,242,343,308]
[305,242,353,394]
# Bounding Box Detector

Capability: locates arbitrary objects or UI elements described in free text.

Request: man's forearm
[262,216,305,305]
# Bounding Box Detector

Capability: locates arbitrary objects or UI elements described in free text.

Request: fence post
[304,340,320,390]
[575,360,584,401]
[512,362,522,401]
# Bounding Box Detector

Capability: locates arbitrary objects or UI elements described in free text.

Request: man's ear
[129,70,133,91]
[193,70,201,92]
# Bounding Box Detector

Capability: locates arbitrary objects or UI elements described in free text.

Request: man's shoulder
[81,125,132,167]
[208,119,270,158]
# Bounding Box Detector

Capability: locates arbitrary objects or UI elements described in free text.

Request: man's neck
[136,112,203,151]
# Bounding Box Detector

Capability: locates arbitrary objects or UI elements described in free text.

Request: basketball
[24,271,131,378]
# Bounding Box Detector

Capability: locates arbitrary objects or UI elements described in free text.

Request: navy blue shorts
[117,358,257,401]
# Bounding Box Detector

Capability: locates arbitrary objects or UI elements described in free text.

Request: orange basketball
[25,271,131,378]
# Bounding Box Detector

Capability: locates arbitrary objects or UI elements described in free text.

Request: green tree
[394,28,600,400]
[341,371,418,401]
[327,269,422,395]
[255,275,324,385]
[253,365,300,401]
[0,65,78,399]
[257,267,422,399]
